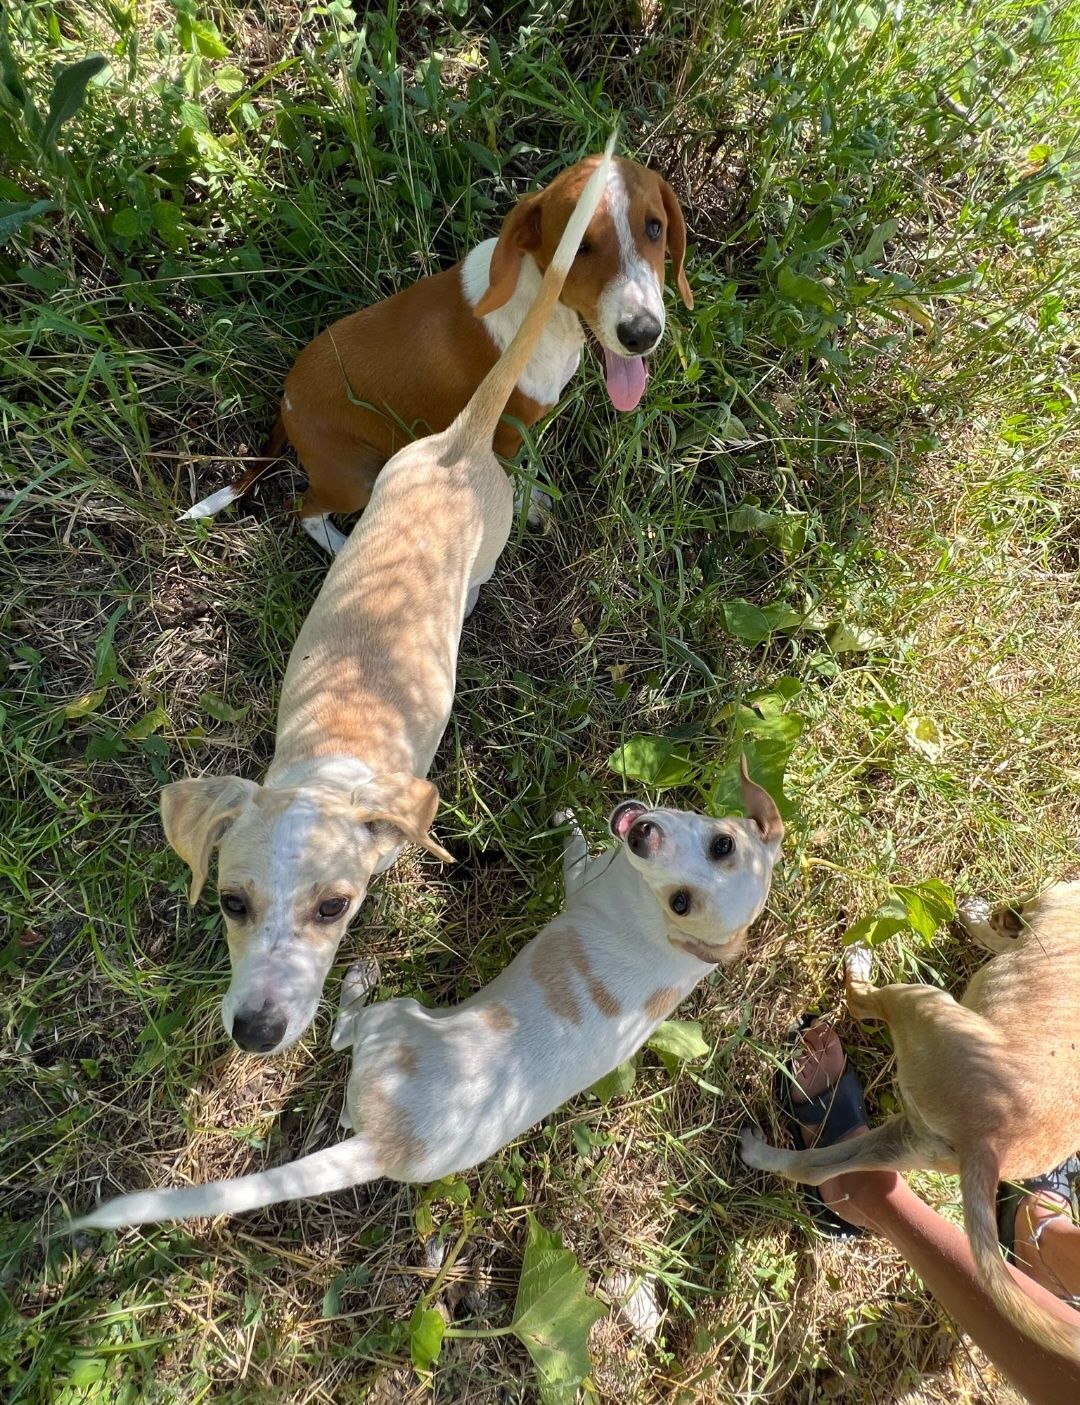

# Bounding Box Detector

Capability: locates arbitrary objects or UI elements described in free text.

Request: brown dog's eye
[220,892,247,918]
[317,896,349,921]
[645,217,662,241]
[670,891,691,916]
[577,239,593,256]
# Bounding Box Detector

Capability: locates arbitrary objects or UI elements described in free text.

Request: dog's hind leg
[557,810,590,897]
[956,895,1026,954]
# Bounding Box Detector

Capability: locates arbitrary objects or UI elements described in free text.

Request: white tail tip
[178,485,239,521]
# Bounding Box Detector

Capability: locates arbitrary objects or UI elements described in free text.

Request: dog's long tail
[68,1136,380,1232]
[963,1144,1080,1364]
[446,130,618,453]
[178,414,288,521]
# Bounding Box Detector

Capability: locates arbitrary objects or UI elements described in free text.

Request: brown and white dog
[70,772,783,1232]
[159,142,618,1057]
[180,154,693,552]
[741,883,1080,1364]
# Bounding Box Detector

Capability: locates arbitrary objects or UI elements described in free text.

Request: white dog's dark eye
[670,890,691,916]
[710,834,735,859]
[220,892,247,918]
[317,896,349,921]
[645,217,662,240]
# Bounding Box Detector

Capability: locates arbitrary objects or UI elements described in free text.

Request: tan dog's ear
[739,755,783,846]
[658,177,693,310]
[473,193,544,317]
[160,776,260,903]
[353,773,455,864]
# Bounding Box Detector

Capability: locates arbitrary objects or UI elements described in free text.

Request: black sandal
[773,1013,868,1241]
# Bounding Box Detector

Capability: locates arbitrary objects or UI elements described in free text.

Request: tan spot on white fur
[532,929,583,1024]
[532,927,620,1023]
[644,985,680,1021]
[482,1002,516,1032]
[395,1042,419,1075]
[361,1080,425,1175]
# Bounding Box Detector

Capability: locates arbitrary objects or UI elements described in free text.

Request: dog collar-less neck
[666,930,723,966]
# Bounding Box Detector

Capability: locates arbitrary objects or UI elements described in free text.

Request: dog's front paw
[552,807,577,828]
[843,942,873,985]
[341,957,381,1005]
[738,1124,773,1170]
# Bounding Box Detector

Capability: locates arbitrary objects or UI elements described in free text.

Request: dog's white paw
[956,896,1021,953]
[844,943,873,984]
[552,807,578,828]
[332,958,381,1050]
[738,1124,772,1170]
[513,481,554,532]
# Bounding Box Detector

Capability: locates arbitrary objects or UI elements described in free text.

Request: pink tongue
[603,349,647,411]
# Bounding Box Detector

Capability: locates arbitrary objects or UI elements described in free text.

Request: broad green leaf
[511,1214,605,1404]
[589,1058,637,1106]
[903,713,944,761]
[199,693,250,724]
[777,264,836,312]
[85,733,126,762]
[856,216,897,269]
[608,735,694,787]
[63,687,107,719]
[720,598,802,646]
[213,63,246,94]
[41,56,108,148]
[724,499,808,560]
[844,880,954,948]
[0,198,54,245]
[843,894,909,948]
[409,1306,445,1374]
[710,725,799,821]
[827,621,888,654]
[648,1019,709,1062]
[63,1355,106,1388]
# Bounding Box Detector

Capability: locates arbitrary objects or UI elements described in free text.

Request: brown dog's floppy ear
[160,776,260,904]
[739,755,783,846]
[658,177,693,310]
[353,773,455,864]
[473,193,544,317]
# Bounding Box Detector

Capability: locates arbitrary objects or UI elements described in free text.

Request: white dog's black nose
[616,313,662,355]
[627,818,663,858]
[232,1002,288,1053]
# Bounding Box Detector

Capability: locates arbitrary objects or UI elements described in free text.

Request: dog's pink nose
[627,818,663,858]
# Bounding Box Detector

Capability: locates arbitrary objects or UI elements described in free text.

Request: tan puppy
[179,154,692,552]
[70,770,783,1231]
[740,882,1080,1363]
[160,138,618,1057]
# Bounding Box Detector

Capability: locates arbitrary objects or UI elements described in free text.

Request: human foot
[777,1016,873,1235]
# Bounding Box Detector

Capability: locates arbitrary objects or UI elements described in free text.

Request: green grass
[3,0,1080,1400]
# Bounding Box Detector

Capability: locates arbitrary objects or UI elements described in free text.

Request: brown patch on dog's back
[394,1042,419,1075]
[644,985,680,1021]
[361,1079,425,1176]
[482,1002,516,1032]
[531,927,621,1023]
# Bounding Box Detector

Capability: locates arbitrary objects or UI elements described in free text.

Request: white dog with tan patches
[158,139,619,1059]
[71,768,782,1231]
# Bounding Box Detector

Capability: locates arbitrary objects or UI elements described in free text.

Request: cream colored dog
[740,882,1080,1364]
[71,768,783,1230]
[160,138,619,1057]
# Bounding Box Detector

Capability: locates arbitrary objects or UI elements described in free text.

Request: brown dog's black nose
[616,313,662,355]
[232,1002,288,1053]
[627,817,663,858]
